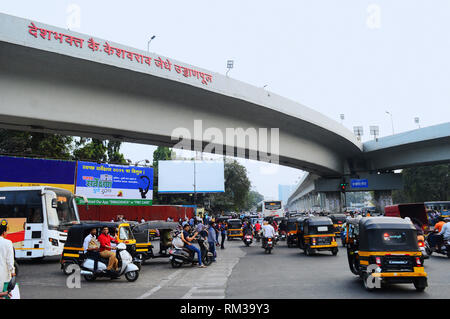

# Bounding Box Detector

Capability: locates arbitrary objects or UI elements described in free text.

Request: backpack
[172,230,184,249]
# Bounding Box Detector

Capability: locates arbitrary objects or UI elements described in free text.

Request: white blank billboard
[158,160,225,193]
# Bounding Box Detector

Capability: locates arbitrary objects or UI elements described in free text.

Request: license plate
[389,260,407,265]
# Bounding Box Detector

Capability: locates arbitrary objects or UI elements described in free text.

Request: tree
[244,189,264,211]
[72,138,126,164]
[209,159,251,212]
[0,129,73,159]
[152,146,174,204]
[392,164,450,203]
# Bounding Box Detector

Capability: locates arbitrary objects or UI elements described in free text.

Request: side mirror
[51,199,57,209]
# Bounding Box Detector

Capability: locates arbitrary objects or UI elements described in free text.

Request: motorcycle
[425,233,450,258]
[81,243,140,282]
[262,237,274,254]
[243,234,253,247]
[280,230,287,241]
[417,235,429,260]
[169,236,214,268]
[254,231,261,242]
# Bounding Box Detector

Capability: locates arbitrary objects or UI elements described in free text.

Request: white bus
[257,200,284,218]
[0,186,81,259]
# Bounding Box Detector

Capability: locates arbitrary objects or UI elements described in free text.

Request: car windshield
[47,190,79,230]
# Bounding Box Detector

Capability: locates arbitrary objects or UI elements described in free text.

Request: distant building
[278,184,296,206]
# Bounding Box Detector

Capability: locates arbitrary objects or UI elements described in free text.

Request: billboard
[75,161,153,205]
[0,156,76,192]
[158,160,225,193]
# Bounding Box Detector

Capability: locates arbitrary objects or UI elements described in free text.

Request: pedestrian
[219,222,227,249]
[0,220,16,296]
[207,222,218,262]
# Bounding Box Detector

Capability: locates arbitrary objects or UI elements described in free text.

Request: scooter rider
[181,223,207,268]
[438,219,450,243]
[261,221,275,247]
[83,228,100,273]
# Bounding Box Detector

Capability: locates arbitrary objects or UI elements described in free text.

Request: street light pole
[385,111,394,135]
[147,35,156,52]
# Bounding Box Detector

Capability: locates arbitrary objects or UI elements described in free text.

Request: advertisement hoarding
[158,160,224,193]
[75,161,153,205]
[0,156,76,192]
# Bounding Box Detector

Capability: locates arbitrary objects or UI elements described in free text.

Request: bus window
[46,191,78,230]
[0,190,43,223]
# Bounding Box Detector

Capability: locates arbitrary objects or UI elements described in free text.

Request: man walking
[219,222,227,249]
[207,222,218,262]
[0,220,15,294]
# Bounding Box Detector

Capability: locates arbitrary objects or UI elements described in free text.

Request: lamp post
[370,125,379,141]
[385,111,394,135]
[340,114,345,125]
[414,117,420,128]
[226,60,234,77]
[353,126,364,141]
[147,35,156,52]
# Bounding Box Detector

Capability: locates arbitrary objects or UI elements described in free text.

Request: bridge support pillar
[323,192,342,213]
[374,190,393,214]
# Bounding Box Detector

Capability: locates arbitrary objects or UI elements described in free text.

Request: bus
[257,200,284,218]
[425,201,450,218]
[0,186,81,259]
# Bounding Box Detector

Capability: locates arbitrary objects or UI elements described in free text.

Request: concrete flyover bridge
[0,12,362,176]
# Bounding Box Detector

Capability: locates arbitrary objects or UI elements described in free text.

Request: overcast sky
[2,1,449,199]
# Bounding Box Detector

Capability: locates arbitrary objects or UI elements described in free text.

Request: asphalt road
[14,239,450,299]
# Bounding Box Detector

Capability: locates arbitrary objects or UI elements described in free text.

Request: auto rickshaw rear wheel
[332,248,338,256]
[413,279,427,292]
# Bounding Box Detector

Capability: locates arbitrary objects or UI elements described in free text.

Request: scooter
[254,231,261,242]
[417,235,429,260]
[262,237,273,254]
[81,243,140,282]
[243,234,253,247]
[169,236,214,268]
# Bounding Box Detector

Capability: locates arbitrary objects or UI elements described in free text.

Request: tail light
[375,257,382,266]
[268,238,272,242]
[418,241,424,247]
[416,257,422,266]
[312,238,316,245]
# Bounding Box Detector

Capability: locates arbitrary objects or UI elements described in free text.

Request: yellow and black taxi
[329,213,347,237]
[227,219,243,240]
[60,221,136,275]
[130,221,178,262]
[286,217,301,248]
[298,216,338,256]
[346,217,428,291]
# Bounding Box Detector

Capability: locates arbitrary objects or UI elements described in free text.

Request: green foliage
[0,129,73,159]
[209,159,251,212]
[0,129,126,164]
[392,164,450,203]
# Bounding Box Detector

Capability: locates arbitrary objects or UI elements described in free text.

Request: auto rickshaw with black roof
[329,213,347,237]
[60,221,138,275]
[346,216,428,291]
[227,219,243,240]
[297,216,338,256]
[129,220,179,263]
[286,217,300,248]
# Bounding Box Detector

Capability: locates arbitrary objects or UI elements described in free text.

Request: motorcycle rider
[261,220,275,248]
[438,219,450,245]
[181,223,206,268]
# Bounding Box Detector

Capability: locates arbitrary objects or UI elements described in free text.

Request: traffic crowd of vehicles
[1,185,449,294]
